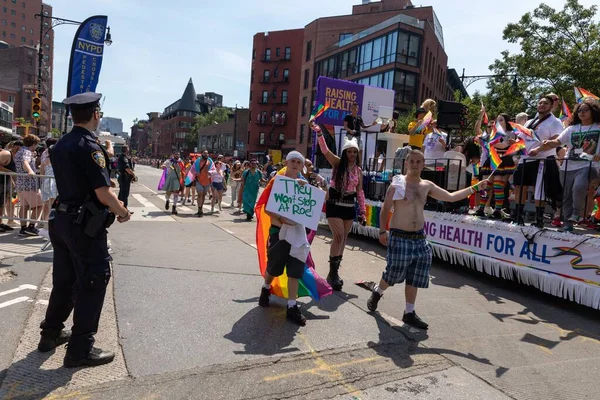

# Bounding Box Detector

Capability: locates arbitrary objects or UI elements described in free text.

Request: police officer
[117,145,135,208]
[38,92,132,368]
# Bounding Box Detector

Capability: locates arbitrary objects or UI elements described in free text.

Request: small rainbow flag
[574,87,583,103]
[560,98,572,121]
[578,87,599,101]
[255,171,332,300]
[309,102,330,122]
[509,122,540,142]
[489,145,502,170]
[414,111,433,134]
[505,138,527,157]
[488,121,506,145]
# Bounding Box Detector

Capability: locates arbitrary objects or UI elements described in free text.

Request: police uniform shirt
[51,126,111,206]
[118,153,132,175]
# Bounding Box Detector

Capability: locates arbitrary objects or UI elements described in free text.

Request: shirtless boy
[367,150,489,329]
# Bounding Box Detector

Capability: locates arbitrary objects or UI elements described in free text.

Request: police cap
[62,92,102,109]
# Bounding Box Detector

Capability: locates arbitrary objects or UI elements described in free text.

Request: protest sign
[266,175,326,231]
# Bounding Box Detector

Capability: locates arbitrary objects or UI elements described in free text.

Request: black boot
[515,204,525,226]
[326,256,343,291]
[533,206,544,228]
[172,205,178,215]
[38,329,71,352]
[63,347,115,368]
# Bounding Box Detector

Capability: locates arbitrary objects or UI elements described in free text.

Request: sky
[48,0,597,133]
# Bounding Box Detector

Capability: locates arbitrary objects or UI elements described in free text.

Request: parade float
[312,77,600,309]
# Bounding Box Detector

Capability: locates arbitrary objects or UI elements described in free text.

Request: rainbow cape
[255,170,333,300]
[414,111,433,134]
[185,157,215,186]
[158,159,185,190]
[309,102,330,122]
[505,138,527,157]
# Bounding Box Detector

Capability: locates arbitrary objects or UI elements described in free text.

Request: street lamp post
[459,68,518,101]
[34,5,112,135]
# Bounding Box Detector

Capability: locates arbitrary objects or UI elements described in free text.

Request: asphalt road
[1,164,599,399]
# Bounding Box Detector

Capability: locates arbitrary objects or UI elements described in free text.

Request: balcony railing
[256,113,287,126]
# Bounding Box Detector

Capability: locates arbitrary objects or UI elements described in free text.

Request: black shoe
[165,200,170,210]
[18,227,28,236]
[172,206,178,215]
[246,214,252,221]
[474,208,485,217]
[326,257,343,291]
[0,223,14,231]
[367,291,382,312]
[63,347,115,368]
[258,287,270,307]
[196,210,203,217]
[286,305,306,326]
[532,220,544,229]
[37,330,71,352]
[25,225,39,236]
[402,311,429,330]
[490,210,502,220]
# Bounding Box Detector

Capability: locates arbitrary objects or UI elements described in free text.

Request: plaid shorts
[382,229,432,288]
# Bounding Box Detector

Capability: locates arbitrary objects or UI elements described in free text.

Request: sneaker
[0,223,14,231]
[171,206,178,215]
[25,226,39,236]
[18,227,28,236]
[551,217,563,227]
[568,215,583,224]
[402,311,429,330]
[484,206,494,216]
[490,210,502,220]
[532,220,545,229]
[367,291,382,312]
[196,210,203,217]
[286,305,306,326]
[165,200,170,210]
[474,208,485,217]
[246,214,253,221]
[558,224,574,233]
[258,287,270,307]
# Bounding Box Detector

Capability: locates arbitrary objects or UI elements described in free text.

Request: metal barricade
[1,171,56,248]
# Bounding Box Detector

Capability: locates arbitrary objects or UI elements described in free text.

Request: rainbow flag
[488,121,506,145]
[184,157,215,186]
[478,136,490,169]
[574,87,583,103]
[509,122,540,142]
[578,87,599,101]
[505,138,527,157]
[489,145,502,170]
[309,102,330,122]
[560,98,572,121]
[414,111,433,134]
[255,171,332,300]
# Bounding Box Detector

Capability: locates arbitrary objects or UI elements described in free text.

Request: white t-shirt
[557,123,600,171]
[423,132,447,163]
[211,167,224,183]
[518,115,564,163]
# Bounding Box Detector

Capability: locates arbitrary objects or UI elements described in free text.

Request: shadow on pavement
[224,305,301,356]
[0,349,75,400]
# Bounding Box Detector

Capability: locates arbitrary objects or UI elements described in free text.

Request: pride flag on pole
[559,98,572,121]
[578,87,599,101]
[309,102,330,122]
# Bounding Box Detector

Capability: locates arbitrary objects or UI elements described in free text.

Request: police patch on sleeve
[91,151,106,168]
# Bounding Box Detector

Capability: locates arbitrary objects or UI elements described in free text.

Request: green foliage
[395,105,416,134]
[489,0,600,110]
[186,107,231,147]
[50,128,61,138]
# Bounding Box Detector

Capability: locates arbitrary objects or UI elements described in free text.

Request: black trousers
[118,177,131,208]
[41,211,112,358]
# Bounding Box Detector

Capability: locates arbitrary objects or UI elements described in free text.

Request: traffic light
[31,91,41,120]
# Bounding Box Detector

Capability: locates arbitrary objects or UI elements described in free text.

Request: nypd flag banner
[66,15,108,97]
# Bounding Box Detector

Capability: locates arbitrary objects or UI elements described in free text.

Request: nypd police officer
[38,92,132,368]
[117,145,135,208]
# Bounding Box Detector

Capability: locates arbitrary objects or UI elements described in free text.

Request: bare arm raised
[427,179,489,203]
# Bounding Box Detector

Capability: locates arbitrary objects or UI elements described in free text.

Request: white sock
[287,299,296,308]
[374,284,385,295]
[173,194,179,204]
[166,194,170,202]
[405,303,415,314]
[262,283,271,289]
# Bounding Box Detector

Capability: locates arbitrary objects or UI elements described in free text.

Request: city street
[1,165,599,400]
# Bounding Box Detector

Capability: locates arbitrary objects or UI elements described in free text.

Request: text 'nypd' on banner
[67,15,108,97]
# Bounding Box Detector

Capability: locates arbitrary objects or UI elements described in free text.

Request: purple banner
[315,77,364,126]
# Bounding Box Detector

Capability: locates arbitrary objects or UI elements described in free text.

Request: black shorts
[513,160,540,186]
[325,188,356,220]
[266,231,305,279]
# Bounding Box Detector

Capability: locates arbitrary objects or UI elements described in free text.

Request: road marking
[178,205,192,212]
[224,229,234,235]
[250,244,257,249]
[140,184,158,195]
[0,284,37,298]
[132,194,155,208]
[0,296,30,309]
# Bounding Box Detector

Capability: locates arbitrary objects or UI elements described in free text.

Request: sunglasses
[577,108,591,114]
[96,108,103,118]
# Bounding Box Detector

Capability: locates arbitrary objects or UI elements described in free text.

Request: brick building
[0,0,54,133]
[0,44,39,127]
[247,29,304,160]
[50,100,72,133]
[197,108,249,157]
[295,0,452,154]
[158,78,201,156]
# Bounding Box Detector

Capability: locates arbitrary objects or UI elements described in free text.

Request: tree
[187,107,231,149]
[489,0,600,110]
[50,128,61,138]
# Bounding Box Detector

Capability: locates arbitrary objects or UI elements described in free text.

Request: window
[263,69,269,82]
[21,13,24,20]
[29,28,32,34]
[397,32,421,67]
[306,41,312,61]
[2,31,5,38]
[304,69,309,89]
[281,90,288,104]
[45,34,49,40]
[22,2,26,8]
[2,7,6,13]
[283,68,289,82]
[273,67,278,78]
[299,124,305,144]
[276,48,280,57]
[371,37,385,68]
[358,41,372,72]
[264,48,271,61]
[1,20,5,26]
[279,133,285,142]
[339,33,353,45]
[259,132,265,145]
[262,90,268,103]
[272,89,277,99]
[21,36,25,43]
[301,96,307,116]
[284,47,291,60]
[27,57,32,66]
[11,9,16,16]
[394,70,417,104]
[10,21,15,27]
[8,94,15,103]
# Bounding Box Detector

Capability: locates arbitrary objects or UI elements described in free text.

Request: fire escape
[256,50,290,149]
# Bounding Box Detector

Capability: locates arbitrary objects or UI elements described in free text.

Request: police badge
[92,151,106,168]
[89,23,105,42]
